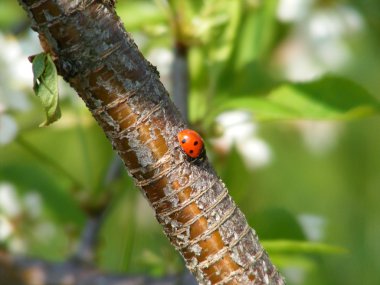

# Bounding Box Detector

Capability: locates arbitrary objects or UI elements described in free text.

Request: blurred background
[1,0,380,284]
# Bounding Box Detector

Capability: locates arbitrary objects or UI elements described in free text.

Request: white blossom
[0,215,13,240]
[275,2,364,81]
[34,222,56,241]
[296,120,342,155]
[147,47,173,90]
[0,31,41,144]
[212,110,272,169]
[0,183,21,217]
[277,0,314,23]
[9,237,26,253]
[298,214,326,241]
[24,191,43,219]
[0,114,18,145]
[236,137,272,169]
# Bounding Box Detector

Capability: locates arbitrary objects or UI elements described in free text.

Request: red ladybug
[177,129,204,159]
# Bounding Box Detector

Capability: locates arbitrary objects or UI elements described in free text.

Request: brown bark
[17,0,285,284]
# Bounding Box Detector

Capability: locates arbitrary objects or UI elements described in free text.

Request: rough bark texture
[17,1,285,284]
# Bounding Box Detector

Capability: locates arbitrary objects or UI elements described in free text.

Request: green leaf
[187,0,242,123]
[269,254,319,270]
[215,2,280,99]
[202,0,242,64]
[118,1,166,31]
[268,76,380,120]
[32,53,61,126]
[251,208,306,240]
[262,240,348,255]
[204,95,296,127]
[233,0,279,69]
[0,2,25,29]
[211,76,380,122]
[32,53,46,79]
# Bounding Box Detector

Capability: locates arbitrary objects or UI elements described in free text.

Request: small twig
[171,42,189,122]
[10,19,30,35]
[103,155,124,186]
[73,104,94,189]
[70,155,123,264]
[70,215,103,264]
[168,1,190,121]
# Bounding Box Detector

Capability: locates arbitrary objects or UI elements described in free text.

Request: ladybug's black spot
[182,139,187,144]
[194,141,199,146]
[189,150,194,154]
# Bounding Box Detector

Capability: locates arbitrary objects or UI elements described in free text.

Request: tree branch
[17,0,285,284]
[71,156,123,264]
[171,43,189,122]
[0,251,197,285]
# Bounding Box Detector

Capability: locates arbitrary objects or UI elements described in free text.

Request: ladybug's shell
[177,129,204,158]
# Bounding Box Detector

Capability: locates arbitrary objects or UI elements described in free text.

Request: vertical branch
[168,0,189,121]
[171,43,189,122]
[71,156,123,264]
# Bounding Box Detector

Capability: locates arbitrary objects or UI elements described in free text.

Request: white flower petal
[298,214,326,241]
[277,4,364,81]
[0,114,18,145]
[24,192,42,219]
[9,237,26,253]
[210,135,234,154]
[297,121,341,155]
[340,6,363,33]
[0,215,13,240]
[215,110,252,128]
[0,89,30,111]
[277,0,314,23]
[0,183,21,217]
[237,138,272,169]
[148,48,173,75]
[147,48,173,91]
[34,222,56,241]
[224,122,256,142]
[0,33,33,111]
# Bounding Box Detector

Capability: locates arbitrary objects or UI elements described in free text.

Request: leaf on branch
[267,76,380,120]
[32,53,61,127]
[212,76,380,121]
[262,240,348,255]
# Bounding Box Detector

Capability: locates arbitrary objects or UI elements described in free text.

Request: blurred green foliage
[1,0,380,284]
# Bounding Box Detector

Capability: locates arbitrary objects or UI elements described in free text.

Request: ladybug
[177,129,205,159]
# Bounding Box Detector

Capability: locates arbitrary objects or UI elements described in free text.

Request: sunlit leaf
[210,96,298,121]
[268,76,380,120]
[251,208,306,240]
[262,240,348,255]
[118,1,166,31]
[188,0,242,123]
[233,0,279,69]
[215,1,280,100]
[32,53,61,127]
[269,254,318,270]
[0,2,26,29]
[211,76,380,122]
[32,53,45,79]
